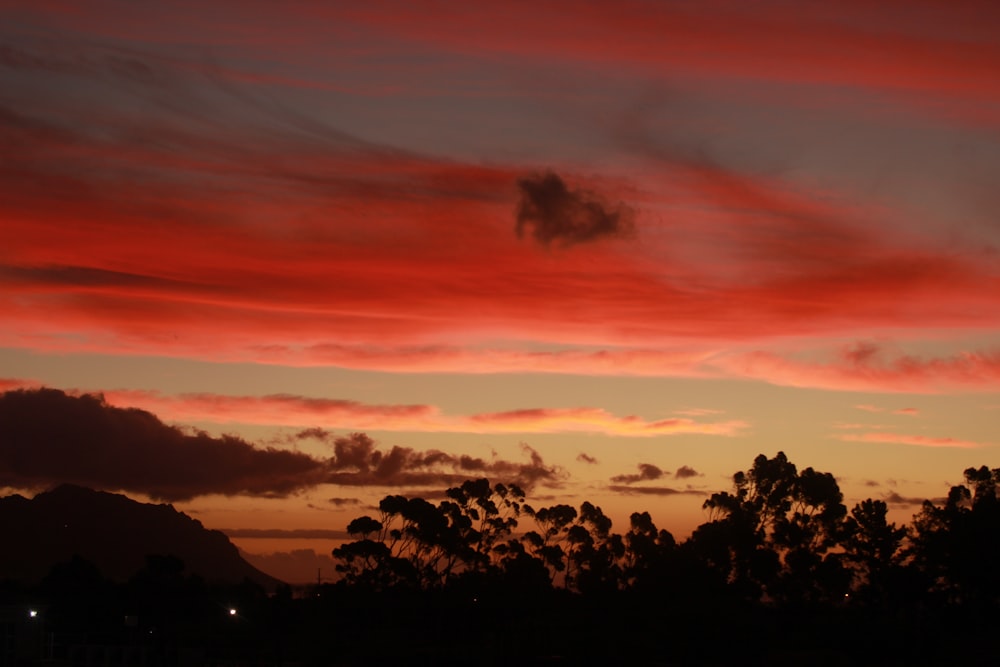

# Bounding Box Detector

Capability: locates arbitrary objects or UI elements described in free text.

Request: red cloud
[727,345,1000,393]
[4,1,1000,394]
[331,1,1000,121]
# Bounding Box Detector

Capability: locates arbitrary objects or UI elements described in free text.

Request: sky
[2,0,999,583]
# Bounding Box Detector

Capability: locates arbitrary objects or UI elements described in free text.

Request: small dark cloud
[884,491,933,508]
[674,465,701,479]
[296,427,331,441]
[394,488,453,501]
[577,453,599,464]
[327,497,362,507]
[608,485,705,497]
[515,171,636,247]
[843,341,881,365]
[223,528,350,540]
[863,480,880,487]
[611,463,663,484]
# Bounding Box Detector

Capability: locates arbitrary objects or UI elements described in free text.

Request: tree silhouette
[841,499,908,606]
[909,466,1000,608]
[695,452,850,604]
[332,479,527,590]
[622,511,677,592]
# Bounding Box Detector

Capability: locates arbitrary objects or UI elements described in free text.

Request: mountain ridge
[0,483,283,590]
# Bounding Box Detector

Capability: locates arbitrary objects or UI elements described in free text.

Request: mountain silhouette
[0,484,282,589]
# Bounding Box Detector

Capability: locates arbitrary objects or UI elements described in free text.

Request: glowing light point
[29,610,38,618]
[229,608,237,616]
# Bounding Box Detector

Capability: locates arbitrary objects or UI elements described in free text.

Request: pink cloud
[63,387,748,438]
[726,344,1000,393]
[834,432,987,449]
[0,378,37,392]
[102,389,438,430]
[853,405,920,416]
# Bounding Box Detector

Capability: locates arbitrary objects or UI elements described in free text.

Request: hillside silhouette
[0,484,280,590]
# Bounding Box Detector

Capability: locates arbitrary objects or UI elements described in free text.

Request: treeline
[332,451,1000,611]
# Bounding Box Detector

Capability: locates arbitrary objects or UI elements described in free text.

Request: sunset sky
[2,1,999,582]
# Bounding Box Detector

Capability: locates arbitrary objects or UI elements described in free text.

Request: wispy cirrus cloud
[834,431,987,449]
[727,344,1000,393]
[28,385,746,438]
[3,1,1000,402]
[855,404,920,416]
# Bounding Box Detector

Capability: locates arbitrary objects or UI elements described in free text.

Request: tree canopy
[332,452,1000,612]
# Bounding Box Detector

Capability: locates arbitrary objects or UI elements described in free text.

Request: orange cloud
[468,408,746,437]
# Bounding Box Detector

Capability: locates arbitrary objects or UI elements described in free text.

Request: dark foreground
[4,580,1000,667]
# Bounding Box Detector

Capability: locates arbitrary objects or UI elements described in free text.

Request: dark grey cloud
[0,388,327,501]
[611,463,664,484]
[515,171,636,247]
[0,388,564,501]
[295,427,331,441]
[674,465,701,479]
[884,491,940,508]
[577,452,599,464]
[324,432,562,491]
